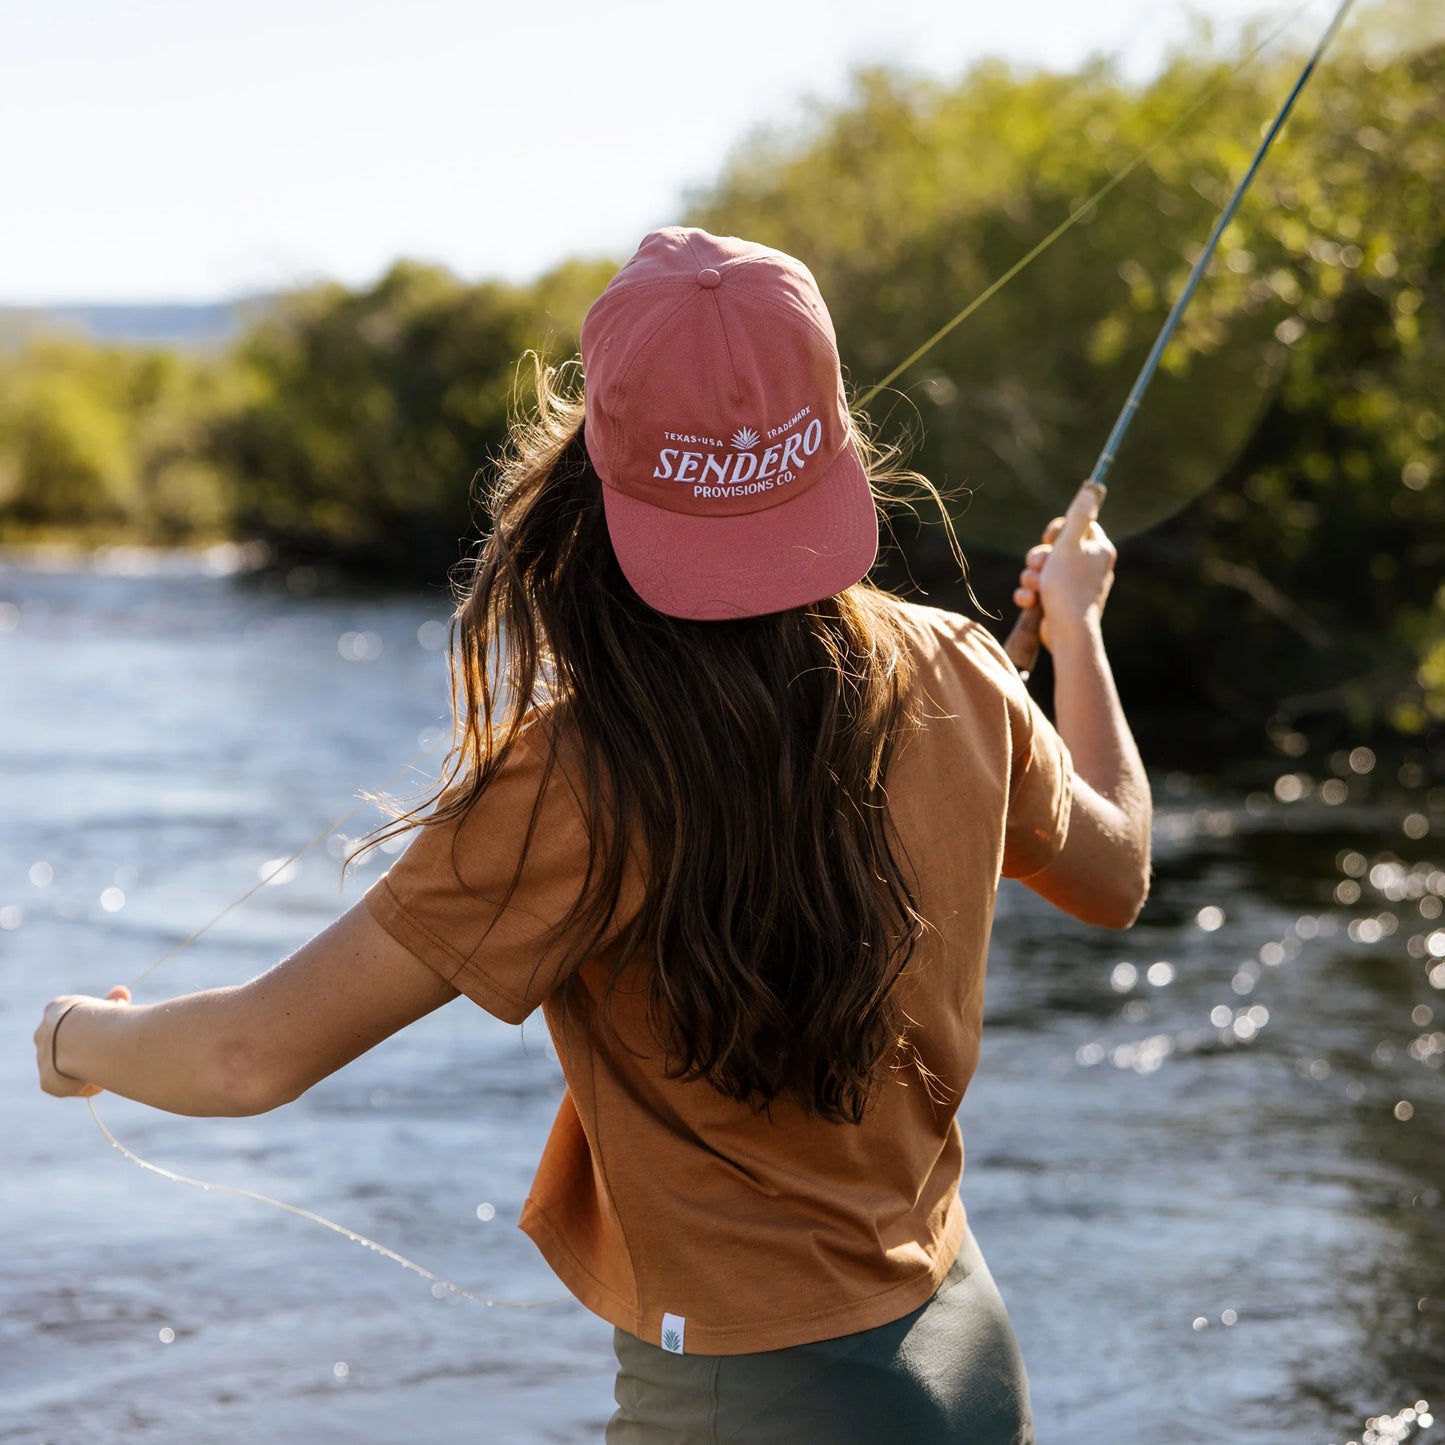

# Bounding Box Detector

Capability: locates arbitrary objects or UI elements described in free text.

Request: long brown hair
[357,360,968,1124]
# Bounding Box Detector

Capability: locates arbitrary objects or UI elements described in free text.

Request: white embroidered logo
[651,409,822,500]
[661,1313,686,1354]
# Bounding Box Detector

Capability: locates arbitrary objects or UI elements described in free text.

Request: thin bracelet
[51,1001,85,1082]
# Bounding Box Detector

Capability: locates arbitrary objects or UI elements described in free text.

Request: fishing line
[124,744,435,992]
[852,0,1321,412]
[77,0,1340,1319]
[1087,0,1358,491]
[85,1097,562,1309]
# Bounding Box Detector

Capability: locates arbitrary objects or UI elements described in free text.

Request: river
[1,548,1441,1444]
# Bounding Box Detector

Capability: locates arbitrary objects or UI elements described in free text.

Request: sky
[0,0,1363,305]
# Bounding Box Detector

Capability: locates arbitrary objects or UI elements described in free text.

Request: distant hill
[0,296,276,349]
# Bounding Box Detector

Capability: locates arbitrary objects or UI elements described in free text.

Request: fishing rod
[1003,0,1359,681]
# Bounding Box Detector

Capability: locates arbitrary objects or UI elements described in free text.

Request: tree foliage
[0,36,1440,757]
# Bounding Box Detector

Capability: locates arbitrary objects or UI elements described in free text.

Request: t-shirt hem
[520,1195,968,1356]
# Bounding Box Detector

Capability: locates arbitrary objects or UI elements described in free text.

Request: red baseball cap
[580,227,879,621]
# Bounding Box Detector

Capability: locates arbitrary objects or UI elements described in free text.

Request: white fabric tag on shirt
[660,1313,686,1354]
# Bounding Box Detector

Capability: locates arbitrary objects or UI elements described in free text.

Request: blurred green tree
[0,337,231,543]
[203,256,614,576]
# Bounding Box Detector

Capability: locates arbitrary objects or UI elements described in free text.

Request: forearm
[1049,618,1151,858]
[55,989,259,1117]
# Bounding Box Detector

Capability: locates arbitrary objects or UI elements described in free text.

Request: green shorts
[606,1227,1034,1444]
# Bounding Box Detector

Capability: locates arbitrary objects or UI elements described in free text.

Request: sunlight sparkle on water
[1336,1399,1435,1444]
[29,861,53,886]
[476,1202,496,1222]
[158,1326,175,1343]
[0,906,22,930]
[1110,963,1138,992]
[339,630,383,663]
[1146,962,1175,986]
[1371,861,1407,891]
[99,887,125,912]
[1196,906,1224,931]
[1274,773,1309,803]
[1411,1033,1445,1065]
[259,857,300,886]
[333,1361,350,1380]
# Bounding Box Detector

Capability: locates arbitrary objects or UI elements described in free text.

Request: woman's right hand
[1012,481,1116,652]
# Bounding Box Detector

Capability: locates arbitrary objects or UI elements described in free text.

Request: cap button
[696,268,721,289]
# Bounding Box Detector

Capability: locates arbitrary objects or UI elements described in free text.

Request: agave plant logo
[730,426,759,450]
[662,1328,682,1352]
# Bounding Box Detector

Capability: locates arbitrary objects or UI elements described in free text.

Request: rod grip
[1004,602,1044,681]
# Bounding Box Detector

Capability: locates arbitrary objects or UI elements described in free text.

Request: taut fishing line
[79,0,1347,1315]
[85,1098,550,1309]
[850,0,1321,412]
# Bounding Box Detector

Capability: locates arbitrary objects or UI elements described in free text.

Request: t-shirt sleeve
[362,729,611,1025]
[963,620,1076,880]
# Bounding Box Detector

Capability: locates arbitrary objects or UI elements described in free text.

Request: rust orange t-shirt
[363,597,1073,1355]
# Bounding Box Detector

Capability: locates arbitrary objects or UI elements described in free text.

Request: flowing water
[1,550,1441,1445]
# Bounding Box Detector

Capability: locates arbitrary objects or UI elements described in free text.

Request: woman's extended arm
[35,899,460,1115]
[1012,483,1153,929]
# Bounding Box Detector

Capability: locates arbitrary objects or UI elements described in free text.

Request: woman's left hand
[35,986,131,1098]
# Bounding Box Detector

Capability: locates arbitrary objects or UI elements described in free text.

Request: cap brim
[600,442,879,621]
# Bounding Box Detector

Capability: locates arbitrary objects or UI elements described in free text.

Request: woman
[36,228,1151,1443]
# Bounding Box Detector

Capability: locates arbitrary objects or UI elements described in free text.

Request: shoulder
[881,595,1022,692]
[414,713,592,868]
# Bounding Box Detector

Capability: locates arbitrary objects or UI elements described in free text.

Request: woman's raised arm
[1011,484,1153,930]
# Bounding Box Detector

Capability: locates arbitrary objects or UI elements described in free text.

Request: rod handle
[1004,601,1044,682]
[1005,478,1108,682]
